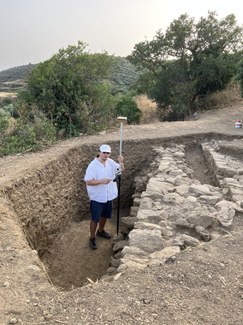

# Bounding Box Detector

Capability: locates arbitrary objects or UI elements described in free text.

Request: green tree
[20,42,115,136]
[115,94,142,124]
[128,12,243,120]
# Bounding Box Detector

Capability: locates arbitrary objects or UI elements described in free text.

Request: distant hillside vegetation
[0,57,139,94]
[110,57,140,93]
[0,63,38,92]
[0,63,38,82]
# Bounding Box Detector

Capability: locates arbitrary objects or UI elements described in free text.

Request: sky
[0,0,242,71]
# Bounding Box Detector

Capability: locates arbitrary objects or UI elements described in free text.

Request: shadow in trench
[185,143,215,186]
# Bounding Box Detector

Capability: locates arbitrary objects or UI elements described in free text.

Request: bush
[115,94,142,124]
[0,109,11,134]
[135,95,158,124]
[0,116,56,156]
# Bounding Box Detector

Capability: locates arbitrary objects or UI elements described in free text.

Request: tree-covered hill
[0,64,38,82]
[0,64,38,92]
[0,58,140,94]
[110,57,140,93]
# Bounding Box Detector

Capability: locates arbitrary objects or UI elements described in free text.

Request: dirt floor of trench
[42,206,130,289]
[41,141,215,290]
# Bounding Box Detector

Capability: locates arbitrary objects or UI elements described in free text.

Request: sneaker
[89,237,97,250]
[96,229,112,239]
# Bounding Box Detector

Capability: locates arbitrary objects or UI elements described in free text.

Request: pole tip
[117,116,127,122]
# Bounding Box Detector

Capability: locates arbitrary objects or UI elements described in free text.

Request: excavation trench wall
[2,133,238,258]
[2,138,163,255]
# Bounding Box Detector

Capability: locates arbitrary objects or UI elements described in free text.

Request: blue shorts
[90,200,112,223]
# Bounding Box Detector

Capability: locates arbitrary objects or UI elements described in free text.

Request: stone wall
[104,141,243,280]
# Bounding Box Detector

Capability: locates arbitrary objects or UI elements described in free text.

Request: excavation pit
[4,134,243,290]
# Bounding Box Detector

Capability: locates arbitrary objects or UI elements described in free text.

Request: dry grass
[209,84,241,107]
[0,92,17,99]
[135,85,242,124]
[135,95,158,124]
[196,83,242,111]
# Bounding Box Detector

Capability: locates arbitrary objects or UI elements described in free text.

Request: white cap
[99,144,111,153]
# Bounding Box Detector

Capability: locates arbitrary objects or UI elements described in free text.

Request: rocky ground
[0,101,243,324]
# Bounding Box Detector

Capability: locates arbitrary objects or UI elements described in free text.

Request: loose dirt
[1,101,243,324]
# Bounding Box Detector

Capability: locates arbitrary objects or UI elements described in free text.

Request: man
[84,144,125,250]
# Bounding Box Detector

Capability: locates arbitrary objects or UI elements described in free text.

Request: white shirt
[84,157,120,202]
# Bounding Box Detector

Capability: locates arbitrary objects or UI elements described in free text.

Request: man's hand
[102,178,111,184]
[118,155,124,163]
[118,155,125,172]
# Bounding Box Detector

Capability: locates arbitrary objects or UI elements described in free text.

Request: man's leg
[90,200,101,237]
[97,216,111,239]
[89,201,101,249]
[98,216,107,232]
[97,201,112,239]
[90,220,98,239]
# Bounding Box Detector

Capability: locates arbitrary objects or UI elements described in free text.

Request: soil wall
[2,139,163,255]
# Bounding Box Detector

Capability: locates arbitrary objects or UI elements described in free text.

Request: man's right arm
[86,179,111,185]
